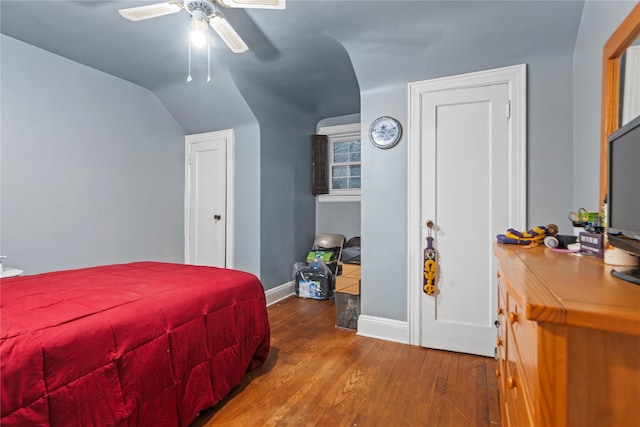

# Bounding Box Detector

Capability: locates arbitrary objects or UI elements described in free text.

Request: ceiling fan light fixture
[190,10,209,32]
[191,29,208,47]
[191,17,209,32]
[118,0,275,54]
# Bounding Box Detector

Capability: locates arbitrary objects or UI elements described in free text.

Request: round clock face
[369,116,402,149]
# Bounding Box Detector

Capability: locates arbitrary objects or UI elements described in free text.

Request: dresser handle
[497,271,501,278]
[497,307,504,315]
[507,376,516,389]
[509,311,517,324]
[495,369,500,378]
[496,338,503,347]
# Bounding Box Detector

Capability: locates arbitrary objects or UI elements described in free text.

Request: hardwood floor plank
[426,350,453,426]
[474,356,490,424]
[485,358,503,426]
[410,347,443,422]
[341,340,405,426]
[315,340,379,423]
[375,345,429,425]
[193,296,501,426]
[458,351,480,426]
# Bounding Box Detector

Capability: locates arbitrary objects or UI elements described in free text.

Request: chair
[311,234,345,274]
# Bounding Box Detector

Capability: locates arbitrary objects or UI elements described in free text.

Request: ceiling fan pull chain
[207,6,212,82]
[207,29,211,83]
[187,28,193,82]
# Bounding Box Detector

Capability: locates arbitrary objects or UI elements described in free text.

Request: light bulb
[191,29,207,47]
[190,11,209,32]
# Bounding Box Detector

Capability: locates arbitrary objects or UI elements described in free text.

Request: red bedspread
[1,262,270,426]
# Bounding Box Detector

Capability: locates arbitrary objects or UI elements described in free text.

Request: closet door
[186,130,232,268]
[419,83,509,357]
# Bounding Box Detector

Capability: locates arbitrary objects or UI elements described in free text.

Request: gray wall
[315,202,361,242]
[232,75,318,289]
[315,113,361,241]
[359,85,409,321]
[230,121,261,278]
[0,35,185,274]
[153,68,263,279]
[527,54,576,234]
[338,1,583,321]
[0,33,334,289]
[0,37,265,280]
[573,1,637,212]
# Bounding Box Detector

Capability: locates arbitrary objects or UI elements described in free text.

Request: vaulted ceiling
[1,1,585,133]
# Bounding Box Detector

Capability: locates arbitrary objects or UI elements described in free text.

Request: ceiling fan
[119,0,286,53]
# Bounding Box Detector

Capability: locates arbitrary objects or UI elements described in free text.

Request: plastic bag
[292,259,334,300]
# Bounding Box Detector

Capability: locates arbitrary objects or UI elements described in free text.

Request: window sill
[317,194,361,203]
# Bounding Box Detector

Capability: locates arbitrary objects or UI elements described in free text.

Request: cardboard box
[579,232,604,257]
[340,263,361,277]
[336,275,360,293]
[335,292,360,330]
[340,282,360,295]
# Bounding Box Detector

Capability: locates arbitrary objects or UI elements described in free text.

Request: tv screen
[607,114,640,285]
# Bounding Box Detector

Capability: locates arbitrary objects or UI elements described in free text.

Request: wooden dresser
[494,244,640,427]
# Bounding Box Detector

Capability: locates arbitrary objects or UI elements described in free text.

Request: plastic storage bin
[335,292,360,330]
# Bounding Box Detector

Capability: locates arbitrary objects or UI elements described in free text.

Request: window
[331,139,361,191]
[314,123,361,202]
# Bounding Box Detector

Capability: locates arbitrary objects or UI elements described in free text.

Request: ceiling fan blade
[118,2,182,21]
[209,14,249,53]
[218,0,285,10]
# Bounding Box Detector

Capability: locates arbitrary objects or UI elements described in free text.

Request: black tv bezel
[607,114,640,241]
[606,114,640,285]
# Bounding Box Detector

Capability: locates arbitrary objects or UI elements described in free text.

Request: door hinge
[505,100,511,119]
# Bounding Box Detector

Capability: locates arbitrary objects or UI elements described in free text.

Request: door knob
[213,215,221,220]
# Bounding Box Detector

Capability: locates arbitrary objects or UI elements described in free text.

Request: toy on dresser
[496,224,558,245]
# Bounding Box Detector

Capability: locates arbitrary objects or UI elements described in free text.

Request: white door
[186,131,231,268]
[419,84,509,357]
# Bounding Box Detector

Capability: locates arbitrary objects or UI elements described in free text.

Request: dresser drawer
[497,281,507,361]
[506,351,534,427]
[507,287,537,409]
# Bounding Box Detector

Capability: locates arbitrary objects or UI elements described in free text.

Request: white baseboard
[357,315,410,344]
[265,280,294,306]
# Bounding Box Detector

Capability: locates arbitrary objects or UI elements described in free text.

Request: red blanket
[1,262,270,426]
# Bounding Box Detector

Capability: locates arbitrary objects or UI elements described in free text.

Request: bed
[0,262,270,427]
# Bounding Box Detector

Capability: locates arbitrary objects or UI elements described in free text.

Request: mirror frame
[600,2,640,204]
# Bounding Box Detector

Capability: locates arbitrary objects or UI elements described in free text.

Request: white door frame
[407,64,527,346]
[184,129,235,268]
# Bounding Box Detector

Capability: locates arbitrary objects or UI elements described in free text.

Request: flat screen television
[607,114,640,285]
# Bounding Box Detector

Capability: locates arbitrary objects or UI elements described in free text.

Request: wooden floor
[192,296,502,427]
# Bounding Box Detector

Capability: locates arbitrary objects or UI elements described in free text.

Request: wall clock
[368,116,402,149]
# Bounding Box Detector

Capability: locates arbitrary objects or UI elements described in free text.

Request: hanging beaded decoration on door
[423,221,437,295]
